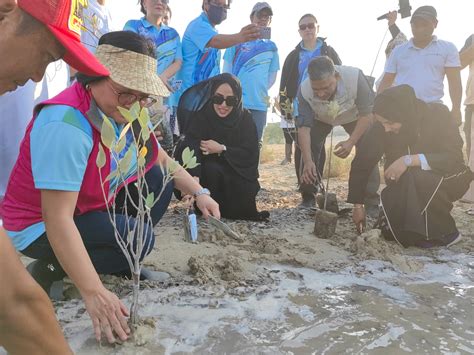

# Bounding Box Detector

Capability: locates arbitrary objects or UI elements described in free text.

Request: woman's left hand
[200,140,224,155]
[384,157,407,183]
[195,194,221,219]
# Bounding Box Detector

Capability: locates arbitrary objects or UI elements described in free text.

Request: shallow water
[51,249,472,355]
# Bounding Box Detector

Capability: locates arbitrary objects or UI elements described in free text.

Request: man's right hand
[387,11,397,26]
[82,286,130,344]
[301,160,317,185]
[352,205,366,234]
[238,24,260,43]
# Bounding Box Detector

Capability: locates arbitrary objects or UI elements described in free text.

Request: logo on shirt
[68,0,88,36]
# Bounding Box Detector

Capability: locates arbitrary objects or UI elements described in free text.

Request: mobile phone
[170,79,182,92]
[260,26,271,40]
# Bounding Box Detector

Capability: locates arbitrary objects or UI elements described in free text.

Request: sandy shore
[5,144,474,354]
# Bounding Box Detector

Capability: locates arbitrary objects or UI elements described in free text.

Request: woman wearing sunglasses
[1,31,220,344]
[176,73,269,221]
[279,13,341,207]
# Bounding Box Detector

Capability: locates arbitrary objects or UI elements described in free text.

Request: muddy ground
[9,145,474,354]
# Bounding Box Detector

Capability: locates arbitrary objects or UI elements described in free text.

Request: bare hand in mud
[334,139,354,159]
[384,157,407,183]
[239,24,260,42]
[83,287,130,344]
[352,205,366,234]
[301,161,317,185]
[195,194,220,220]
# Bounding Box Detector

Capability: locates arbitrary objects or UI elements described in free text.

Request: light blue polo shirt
[176,12,220,99]
[293,39,323,117]
[384,36,460,103]
[124,18,182,106]
[7,105,138,251]
[223,39,279,111]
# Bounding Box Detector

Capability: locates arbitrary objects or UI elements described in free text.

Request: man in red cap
[0,0,109,353]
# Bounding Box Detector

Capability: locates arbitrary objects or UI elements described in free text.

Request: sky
[107,0,473,113]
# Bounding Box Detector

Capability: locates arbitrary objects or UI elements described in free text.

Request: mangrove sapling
[96,102,198,326]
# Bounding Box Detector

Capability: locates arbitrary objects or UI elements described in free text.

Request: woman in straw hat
[1,31,220,344]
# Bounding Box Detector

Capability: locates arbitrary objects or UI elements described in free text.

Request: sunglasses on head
[211,94,238,107]
[299,23,316,31]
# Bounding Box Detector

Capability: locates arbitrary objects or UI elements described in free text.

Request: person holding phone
[175,0,260,107]
[223,2,279,147]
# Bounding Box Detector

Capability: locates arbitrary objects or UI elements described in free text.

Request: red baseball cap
[17,0,109,77]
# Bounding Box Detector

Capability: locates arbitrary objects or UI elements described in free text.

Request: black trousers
[23,166,174,276]
[295,120,380,201]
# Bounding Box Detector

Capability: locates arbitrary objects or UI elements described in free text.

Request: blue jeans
[23,166,174,276]
[249,109,267,142]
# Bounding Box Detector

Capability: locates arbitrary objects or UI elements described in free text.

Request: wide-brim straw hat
[95,44,170,97]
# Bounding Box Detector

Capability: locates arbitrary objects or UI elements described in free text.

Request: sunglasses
[211,94,238,107]
[299,23,316,31]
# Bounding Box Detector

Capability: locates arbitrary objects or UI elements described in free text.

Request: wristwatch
[193,188,211,198]
[403,155,413,167]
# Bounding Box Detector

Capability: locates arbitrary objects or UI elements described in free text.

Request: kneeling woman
[1,32,219,343]
[176,74,269,221]
[348,85,473,247]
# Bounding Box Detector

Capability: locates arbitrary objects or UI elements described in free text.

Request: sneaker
[140,268,171,282]
[280,158,291,165]
[26,260,65,296]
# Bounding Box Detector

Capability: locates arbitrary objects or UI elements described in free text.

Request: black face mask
[207,4,227,25]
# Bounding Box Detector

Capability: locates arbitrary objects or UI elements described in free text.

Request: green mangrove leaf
[145,192,155,209]
[96,143,106,169]
[117,106,134,123]
[101,116,116,149]
[118,148,133,173]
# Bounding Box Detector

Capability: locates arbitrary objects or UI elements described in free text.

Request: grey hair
[307,56,336,81]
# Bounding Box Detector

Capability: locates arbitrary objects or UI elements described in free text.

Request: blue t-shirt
[7,105,138,251]
[223,39,279,111]
[176,12,220,99]
[293,39,323,117]
[124,18,182,107]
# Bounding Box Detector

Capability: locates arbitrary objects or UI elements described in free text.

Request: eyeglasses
[256,12,272,21]
[299,23,316,31]
[149,0,169,4]
[211,94,238,107]
[108,80,157,108]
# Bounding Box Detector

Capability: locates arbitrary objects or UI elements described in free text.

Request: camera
[377,0,412,21]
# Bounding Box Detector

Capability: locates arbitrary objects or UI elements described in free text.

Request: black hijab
[175,74,259,181]
[177,73,243,133]
[373,85,425,146]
